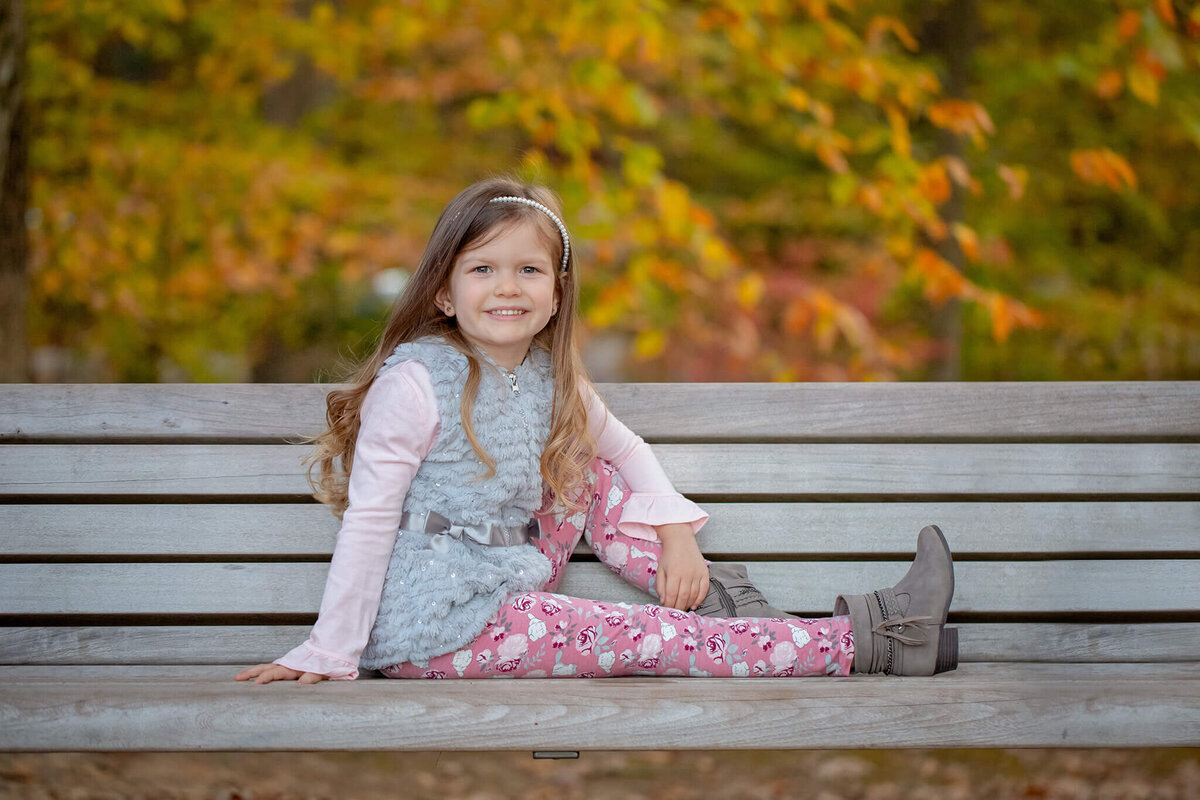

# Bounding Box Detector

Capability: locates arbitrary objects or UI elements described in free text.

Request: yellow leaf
[634,329,666,360]
[886,106,910,157]
[812,101,835,127]
[737,273,765,309]
[785,87,810,112]
[656,182,691,241]
[1127,65,1160,106]
[701,238,733,278]
[811,291,838,353]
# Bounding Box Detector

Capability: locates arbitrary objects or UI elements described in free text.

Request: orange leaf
[952,223,979,262]
[1070,148,1138,191]
[783,297,812,335]
[913,248,966,305]
[927,100,994,139]
[816,140,849,174]
[916,162,951,205]
[866,16,919,52]
[1154,0,1178,27]
[856,182,884,213]
[1117,9,1141,40]
[989,294,1014,342]
[1095,69,1123,100]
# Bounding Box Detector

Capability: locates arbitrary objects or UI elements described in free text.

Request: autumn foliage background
[26,0,1200,383]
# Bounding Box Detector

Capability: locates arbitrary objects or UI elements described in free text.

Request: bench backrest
[2,382,1198,668]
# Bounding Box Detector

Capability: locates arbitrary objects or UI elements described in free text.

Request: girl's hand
[655,523,710,611]
[235,663,329,685]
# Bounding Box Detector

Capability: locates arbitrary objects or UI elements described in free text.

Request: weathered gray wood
[5,623,1198,666]
[0,504,341,555]
[4,560,1196,615]
[1,664,1197,750]
[3,381,1197,753]
[4,382,1199,441]
[6,443,1200,496]
[5,501,1197,556]
[955,623,1200,663]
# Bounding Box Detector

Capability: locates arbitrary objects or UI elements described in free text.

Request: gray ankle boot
[834,524,958,676]
[695,562,797,619]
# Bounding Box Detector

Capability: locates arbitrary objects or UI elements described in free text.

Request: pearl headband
[488,195,571,272]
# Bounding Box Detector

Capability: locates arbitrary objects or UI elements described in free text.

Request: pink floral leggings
[379,460,854,679]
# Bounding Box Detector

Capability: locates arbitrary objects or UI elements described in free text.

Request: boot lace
[871,615,934,646]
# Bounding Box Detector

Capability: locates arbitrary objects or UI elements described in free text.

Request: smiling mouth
[486,309,527,317]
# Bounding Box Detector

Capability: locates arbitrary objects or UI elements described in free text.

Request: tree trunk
[0,0,29,382]
[922,0,976,381]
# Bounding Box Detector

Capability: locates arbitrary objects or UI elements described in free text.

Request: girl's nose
[495,273,520,295]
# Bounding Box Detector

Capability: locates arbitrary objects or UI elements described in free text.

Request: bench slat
[2,663,1197,750]
[4,623,1197,665]
[4,501,1197,556]
[3,561,1196,615]
[5,443,1199,495]
[4,382,1198,441]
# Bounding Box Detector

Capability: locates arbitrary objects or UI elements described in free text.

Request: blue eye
[472,265,492,273]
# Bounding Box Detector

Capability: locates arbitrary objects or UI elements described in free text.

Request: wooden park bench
[1,381,1198,753]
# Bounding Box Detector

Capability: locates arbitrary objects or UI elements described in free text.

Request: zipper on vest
[506,369,520,396]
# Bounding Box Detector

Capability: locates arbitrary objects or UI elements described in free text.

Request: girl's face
[436,220,560,370]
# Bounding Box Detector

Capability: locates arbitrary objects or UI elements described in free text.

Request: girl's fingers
[660,571,676,609]
[235,663,271,681]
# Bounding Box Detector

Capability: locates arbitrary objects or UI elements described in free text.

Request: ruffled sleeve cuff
[617,492,710,542]
[274,641,360,681]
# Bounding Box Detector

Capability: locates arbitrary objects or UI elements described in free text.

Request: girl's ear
[434,286,454,317]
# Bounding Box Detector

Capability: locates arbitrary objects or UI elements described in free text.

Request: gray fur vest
[358,337,555,669]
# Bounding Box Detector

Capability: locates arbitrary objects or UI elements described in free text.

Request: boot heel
[934,626,958,674]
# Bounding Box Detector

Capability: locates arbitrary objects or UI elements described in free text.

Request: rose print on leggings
[379,459,854,680]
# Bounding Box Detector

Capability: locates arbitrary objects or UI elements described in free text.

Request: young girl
[235,177,958,685]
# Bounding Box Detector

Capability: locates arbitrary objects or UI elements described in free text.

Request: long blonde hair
[302,177,597,518]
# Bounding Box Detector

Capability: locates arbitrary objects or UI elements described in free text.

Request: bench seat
[3,664,1198,750]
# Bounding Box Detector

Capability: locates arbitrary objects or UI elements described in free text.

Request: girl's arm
[267,361,438,681]
[581,382,709,542]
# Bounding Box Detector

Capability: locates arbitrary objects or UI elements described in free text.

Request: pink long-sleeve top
[272,360,709,680]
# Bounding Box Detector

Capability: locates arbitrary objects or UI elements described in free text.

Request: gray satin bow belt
[399,510,539,554]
